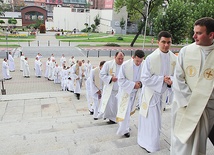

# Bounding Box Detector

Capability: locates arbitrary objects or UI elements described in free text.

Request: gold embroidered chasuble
[174,43,214,143]
[139,49,176,117]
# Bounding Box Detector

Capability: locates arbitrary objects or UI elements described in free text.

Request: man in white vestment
[85,76,94,115]
[2,58,12,80]
[170,17,214,155]
[71,60,84,100]
[68,56,76,67]
[138,31,177,153]
[23,57,30,78]
[48,59,56,81]
[53,64,61,84]
[36,53,42,60]
[99,52,124,124]
[45,58,50,78]
[8,52,15,72]
[116,50,144,138]
[61,65,68,91]
[20,53,25,71]
[50,54,55,61]
[34,57,42,78]
[85,60,92,79]
[90,61,106,120]
[60,54,66,67]
[67,66,74,92]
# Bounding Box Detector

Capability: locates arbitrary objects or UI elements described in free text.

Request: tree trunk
[130,23,144,47]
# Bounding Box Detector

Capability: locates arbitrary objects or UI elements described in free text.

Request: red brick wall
[21,6,47,26]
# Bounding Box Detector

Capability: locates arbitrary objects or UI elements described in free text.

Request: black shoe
[70,91,74,93]
[124,132,130,138]
[107,120,116,124]
[94,118,98,120]
[163,108,166,111]
[75,93,80,100]
[89,111,94,115]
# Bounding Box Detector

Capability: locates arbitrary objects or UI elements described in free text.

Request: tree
[94,14,100,32]
[188,0,214,42]
[152,0,214,44]
[120,17,126,34]
[91,24,96,32]
[0,0,5,16]
[153,0,191,44]
[114,0,164,46]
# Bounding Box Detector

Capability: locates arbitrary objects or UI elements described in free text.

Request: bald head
[115,51,124,65]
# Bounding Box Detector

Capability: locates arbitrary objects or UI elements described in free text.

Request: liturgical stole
[116,59,142,122]
[140,49,176,117]
[100,60,116,113]
[174,43,214,143]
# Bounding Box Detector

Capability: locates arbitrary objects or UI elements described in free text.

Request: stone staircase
[1,91,213,155]
[0,91,173,155]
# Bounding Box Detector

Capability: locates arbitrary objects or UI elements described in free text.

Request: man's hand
[111,76,118,82]
[164,76,172,86]
[97,90,101,95]
[134,81,142,89]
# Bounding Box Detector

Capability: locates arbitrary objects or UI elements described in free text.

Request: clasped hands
[134,81,142,89]
[164,76,172,86]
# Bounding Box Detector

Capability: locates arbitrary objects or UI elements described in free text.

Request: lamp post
[6,34,8,59]
[142,0,151,50]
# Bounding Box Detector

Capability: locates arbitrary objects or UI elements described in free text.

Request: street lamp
[142,0,151,50]
[6,34,8,59]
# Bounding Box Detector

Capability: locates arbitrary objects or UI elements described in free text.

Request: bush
[104,43,120,47]
[117,37,123,40]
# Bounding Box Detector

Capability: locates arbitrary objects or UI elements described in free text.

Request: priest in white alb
[138,31,177,153]
[171,17,214,155]
[8,52,15,72]
[2,58,12,80]
[90,61,105,120]
[99,52,124,124]
[34,57,42,78]
[116,50,144,138]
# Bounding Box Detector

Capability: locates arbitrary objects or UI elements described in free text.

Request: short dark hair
[99,61,106,67]
[134,50,145,58]
[157,31,172,41]
[115,51,125,57]
[194,17,214,34]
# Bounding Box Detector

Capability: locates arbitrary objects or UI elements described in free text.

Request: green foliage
[117,37,124,40]
[188,0,214,42]
[104,43,120,47]
[153,0,191,44]
[0,20,5,24]
[34,20,44,29]
[94,14,100,27]
[91,24,96,32]
[120,17,126,30]
[153,0,214,44]
[8,18,17,25]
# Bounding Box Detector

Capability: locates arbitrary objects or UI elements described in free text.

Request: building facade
[47,6,127,34]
